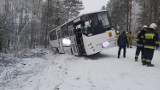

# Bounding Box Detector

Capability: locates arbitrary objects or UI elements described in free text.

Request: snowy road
[0,47,160,90]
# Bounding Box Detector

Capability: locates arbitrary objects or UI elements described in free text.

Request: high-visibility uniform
[135,29,146,61]
[127,33,133,48]
[143,28,159,66]
[116,33,120,39]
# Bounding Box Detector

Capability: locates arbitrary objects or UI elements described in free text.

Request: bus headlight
[62,38,71,46]
[102,41,110,48]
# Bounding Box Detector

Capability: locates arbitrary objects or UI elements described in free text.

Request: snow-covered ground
[0,47,160,90]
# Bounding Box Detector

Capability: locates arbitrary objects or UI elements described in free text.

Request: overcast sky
[80,0,109,14]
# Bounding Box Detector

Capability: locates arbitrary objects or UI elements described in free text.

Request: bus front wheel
[71,48,73,54]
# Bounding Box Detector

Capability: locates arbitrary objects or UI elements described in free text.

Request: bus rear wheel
[56,48,60,54]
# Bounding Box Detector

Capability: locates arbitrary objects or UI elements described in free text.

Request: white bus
[49,10,117,56]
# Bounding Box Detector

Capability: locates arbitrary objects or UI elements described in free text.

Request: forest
[0,0,159,56]
[0,0,83,55]
[104,0,160,34]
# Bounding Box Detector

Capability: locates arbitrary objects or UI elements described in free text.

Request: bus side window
[81,22,85,27]
[83,21,92,36]
[61,25,69,38]
[68,25,74,36]
[82,28,87,35]
[50,31,57,40]
[82,21,89,35]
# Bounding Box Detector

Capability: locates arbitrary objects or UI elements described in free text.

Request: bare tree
[0,0,83,55]
[150,0,158,23]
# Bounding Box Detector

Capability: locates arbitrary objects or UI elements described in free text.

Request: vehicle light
[62,38,71,46]
[102,41,110,48]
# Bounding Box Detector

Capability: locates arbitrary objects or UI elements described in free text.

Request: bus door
[57,30,64,53]
[68,26,79,55]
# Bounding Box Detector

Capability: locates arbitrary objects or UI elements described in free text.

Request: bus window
[97,12,110,29]
[82,13,107,37]
[50,30,57,40]
[61,25,69,38]
[57,31,61,39]
[85,21,91,27]
[75,24,82,36]
[76,24,81,29]
[82,21,92,36]
[68,26,74,36]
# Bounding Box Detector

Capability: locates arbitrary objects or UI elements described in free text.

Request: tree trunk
[126,0,129,31]
[151,0,158,23]
[0,42,2,52]
[129,0,132,32]
[143,1,147,24]
[30,21,34,48]
[44,0,50,48]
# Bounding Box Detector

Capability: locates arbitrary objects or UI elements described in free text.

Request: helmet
[116,31,119,33]
[143,25,148,28]
[149,23,157,29]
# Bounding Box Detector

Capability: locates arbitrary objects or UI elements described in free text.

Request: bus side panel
[50,40,59,48]
[63,46,72,54]
[105,30,117,48]
[82,33,107,55]
[82,30,117,55]
[62,37,72,54]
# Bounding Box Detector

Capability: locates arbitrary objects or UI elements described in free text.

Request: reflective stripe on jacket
[144,28,159,50]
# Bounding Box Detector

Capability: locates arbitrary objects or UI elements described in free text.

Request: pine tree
[106,0,129,31]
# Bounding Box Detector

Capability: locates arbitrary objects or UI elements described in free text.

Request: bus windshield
[82,11,112,37]
[97,12,111,29]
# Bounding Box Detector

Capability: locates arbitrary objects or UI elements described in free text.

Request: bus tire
[97,52,101,54]
[71,48,73,54]
[56,48,60,54]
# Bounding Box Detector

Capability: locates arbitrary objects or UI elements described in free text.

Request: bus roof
[80,10,108,16]
[49,10,108,33]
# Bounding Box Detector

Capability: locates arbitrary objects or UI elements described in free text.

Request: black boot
[135,58,138,62]
[147,62,154,67]
[142,61,146,65]
[135,55,138,62]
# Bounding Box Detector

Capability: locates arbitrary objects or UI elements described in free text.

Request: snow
[0,47,160,90]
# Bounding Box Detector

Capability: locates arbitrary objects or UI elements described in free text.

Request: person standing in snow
[135,25,148,62]
[143,23,159,67]
[126,31,133,48]
[117,31,128,58]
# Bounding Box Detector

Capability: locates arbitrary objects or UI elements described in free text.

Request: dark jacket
[144,28,159,49]
[118,33,128,46]
[136,29,146,47]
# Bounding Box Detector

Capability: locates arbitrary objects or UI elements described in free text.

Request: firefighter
[135,25,148,62]
[143,23,159,67]
[126,31,133,48]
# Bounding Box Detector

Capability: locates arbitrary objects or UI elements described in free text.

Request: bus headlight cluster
[102,41,110,48]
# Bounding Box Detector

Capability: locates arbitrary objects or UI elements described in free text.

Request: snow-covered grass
[0,47,160,90]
